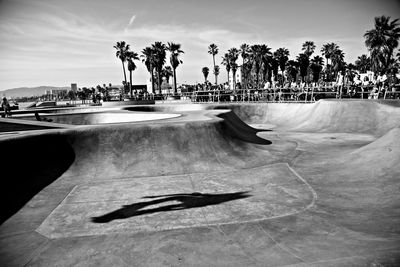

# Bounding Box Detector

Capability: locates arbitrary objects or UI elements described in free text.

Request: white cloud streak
[128,14,136,27]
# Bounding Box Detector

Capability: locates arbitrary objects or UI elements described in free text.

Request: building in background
[45,88,68,100]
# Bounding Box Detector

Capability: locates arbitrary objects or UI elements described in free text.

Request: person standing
[1,97,11,117]
[386,69,399,99]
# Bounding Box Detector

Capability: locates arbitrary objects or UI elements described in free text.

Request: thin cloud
[124,14,136,34]
[128,14,136,27]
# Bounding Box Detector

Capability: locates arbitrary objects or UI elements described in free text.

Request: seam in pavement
[256,223,306,263]
[285,163,318,210]
[34,185,77,238]
[23,239,52,267]
[206,123,232,170]
[33,163,319,240]
[189,172,259,265]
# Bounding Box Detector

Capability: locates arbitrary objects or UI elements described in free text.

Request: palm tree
[152,42,167,94]
[331,48,346,79]
[126,51,139,98]
[321,42,339,81]
[221,53,231,88]
[208,44,219,85]
[228,48,240,89]
[355,54,371,73]
[213,65,220,83]
[113,41,130,90]
[296,53,310,82]
[270,56,279,82]
[202,67,209,82]
[274,48,290,78]
[321,42,339,68]
[162,66,173,83]
[141,47,156,93]
[240,43,250,88]
[250,45,263,88]
[302,41,316,58]
[167,42,184,95]
[260,44,272,84]
[364,15,400,72]
[286,60,299,82]
[310,56,324,82]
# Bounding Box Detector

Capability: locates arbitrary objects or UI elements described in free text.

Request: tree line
[114,15,399,94]
[114,41,184,96]
[203,16,399,90]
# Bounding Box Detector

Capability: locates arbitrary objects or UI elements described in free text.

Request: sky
[0,0,399,90]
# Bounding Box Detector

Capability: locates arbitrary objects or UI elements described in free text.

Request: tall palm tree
[310,56,324,82]
[167,42,184,94]
[274,48,290,77]
[141,47,156,93]
[321,42,339,68]
[321,42,339,81]
[260,44,272,84]
[270,56,279,82]
[221,53,231,88]
[302,41,316,58]
[250,45,263,88]
[162,66,173,84]
[286,60,299,82]
[355,54,371,73]
[296,53,310,82]
[331,48,346,79]
[228,48,240,89]
[364,15,400,72]
[213,65,220,83]
[208,44,219,84]
[152,42,167,94]
[202,67,209,82]
[113,41,130,89]
[126,51,139,98]
[240,43,250,88]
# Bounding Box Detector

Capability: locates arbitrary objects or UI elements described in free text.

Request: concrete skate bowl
[1,100,400,266]
[13,111,181,125]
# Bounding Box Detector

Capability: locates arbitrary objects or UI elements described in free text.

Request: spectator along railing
[189,84,400,103]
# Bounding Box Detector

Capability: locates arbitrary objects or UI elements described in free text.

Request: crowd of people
[191,69,400,102]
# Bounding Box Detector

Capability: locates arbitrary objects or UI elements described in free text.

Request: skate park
[0,99,400,266]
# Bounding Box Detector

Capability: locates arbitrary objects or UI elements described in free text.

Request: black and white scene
[1,0,400,266]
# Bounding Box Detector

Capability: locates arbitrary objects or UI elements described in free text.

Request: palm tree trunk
[121,60,127,86]
[151,69,155,94]
[233,71,236,91]
[227,70,230,89]
[213,55,217,85]
[130,71,133,98]
[256,73,259,89]
[173,68,177,95]
[158,69,162,95]
[242,59,246,89]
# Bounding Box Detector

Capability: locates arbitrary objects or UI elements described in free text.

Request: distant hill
[0,86,71,98]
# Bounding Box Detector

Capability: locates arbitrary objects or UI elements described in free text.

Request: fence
[187,84,400,103]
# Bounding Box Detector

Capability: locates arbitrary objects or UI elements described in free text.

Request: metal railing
[187,84,400,103]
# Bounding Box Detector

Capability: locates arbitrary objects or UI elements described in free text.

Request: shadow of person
[91,191,251,223]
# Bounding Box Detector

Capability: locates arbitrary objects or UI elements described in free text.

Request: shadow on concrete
[217,111,272,145]
[91,191,251,223]
[0,134,75,224]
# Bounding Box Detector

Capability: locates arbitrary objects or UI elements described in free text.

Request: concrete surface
[14,111,181,125]
[0,99,400,266]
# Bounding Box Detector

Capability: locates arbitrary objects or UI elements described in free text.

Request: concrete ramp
[1,100,400,266]
[211,100,400,135]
